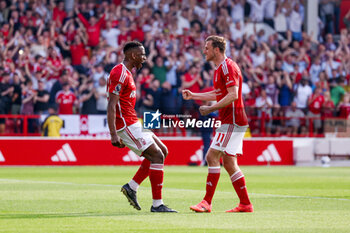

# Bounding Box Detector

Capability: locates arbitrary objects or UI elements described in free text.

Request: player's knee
[223,156,239,171]
[223,161,232,171]
[206,154,217,166]
[151,150,164,164]
[205,156,211,164]
[162,146,168,158]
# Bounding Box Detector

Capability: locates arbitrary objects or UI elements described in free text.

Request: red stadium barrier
[0,138,293,166]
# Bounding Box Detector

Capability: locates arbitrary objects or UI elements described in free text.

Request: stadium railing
[0,114,41,136]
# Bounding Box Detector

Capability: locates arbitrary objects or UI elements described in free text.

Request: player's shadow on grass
[0,212,150,219]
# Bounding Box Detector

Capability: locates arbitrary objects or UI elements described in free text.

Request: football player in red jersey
[107,41,177,213]
[183,35,253,213]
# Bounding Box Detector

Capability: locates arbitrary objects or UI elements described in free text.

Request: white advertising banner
[41,115,108,136]
[88,115,109,134]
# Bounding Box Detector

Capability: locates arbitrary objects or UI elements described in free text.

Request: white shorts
[210,124,248,156]
[117,122,155,156]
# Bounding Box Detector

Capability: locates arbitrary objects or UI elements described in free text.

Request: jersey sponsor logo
[0,150,5,162]
[257,144,281,162]
[51,143,77,162]
[62,96,73,104]
[122,150,144,162]
[143,110,161,129]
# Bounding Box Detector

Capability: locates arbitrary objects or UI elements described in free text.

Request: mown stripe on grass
[0,178,349,201]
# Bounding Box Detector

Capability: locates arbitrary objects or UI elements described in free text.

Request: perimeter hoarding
[0,138,293,166]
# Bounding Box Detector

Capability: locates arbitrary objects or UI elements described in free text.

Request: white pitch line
[249,192,350,201]
[0,178,349,202]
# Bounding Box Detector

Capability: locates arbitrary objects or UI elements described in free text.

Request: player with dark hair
[107,41,177,213]
[183,35,253,213]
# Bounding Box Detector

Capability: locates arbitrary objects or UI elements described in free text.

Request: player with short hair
[182,35,253,213]
[107,41,177,213]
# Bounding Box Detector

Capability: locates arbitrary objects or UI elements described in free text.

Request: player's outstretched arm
[199,86,238,116]
[182,89,216,101]
[107,93,125,148]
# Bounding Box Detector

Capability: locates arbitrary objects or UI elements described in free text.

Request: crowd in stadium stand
[0,0,349,136]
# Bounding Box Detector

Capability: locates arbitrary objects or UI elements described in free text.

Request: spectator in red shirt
[19,9,36,27]
[130,22,144,42]
[70,34,86,66]
[47,48,63,81]
[75,6,105,48]
[1,23,10,44]
[338,94,350,119]
[62,19,77,43]
[118,24,130,47]
[181,64,203,110]
[56,83,77,114]
[322,91,335,117]
[181,65,203,94]
[137,66,154,90]
[52,1,67,27]
[307,87,324,133]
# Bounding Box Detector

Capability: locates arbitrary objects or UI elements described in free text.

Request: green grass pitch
[0,166,349,233]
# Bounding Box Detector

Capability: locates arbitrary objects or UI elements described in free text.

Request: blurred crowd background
[0,0,349,136]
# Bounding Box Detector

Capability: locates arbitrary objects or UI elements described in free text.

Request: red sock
[132,159,150,184]
[149,164,164,200]
[231,170,251,205]
[203,167,220,204]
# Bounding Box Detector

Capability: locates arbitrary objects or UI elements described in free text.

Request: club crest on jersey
[140,138,146,145]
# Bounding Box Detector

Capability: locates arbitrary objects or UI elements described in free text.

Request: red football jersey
[184,73,201,93]
[308,94,324,114]
[107,64,139,131]
[77,13,105,47]
[322,100,335,117]
[339,103,350,118]
[213,58,248,126]
[70,43,85,66]
[56,90,76,114]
